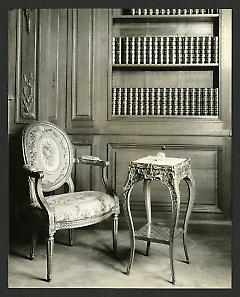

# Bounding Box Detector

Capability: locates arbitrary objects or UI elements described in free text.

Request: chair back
[22,121,74,192]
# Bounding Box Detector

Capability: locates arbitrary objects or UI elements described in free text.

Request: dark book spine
[179,88,184,115]
[149,88,155,115]
[209,88,214,116]
[140,88,144,115]
[196,88,201,115]
[153,36,158,64]
[168,88,173,115]
[190,88,195,115]
[214,88,219,115]
[156,88,161,115]
[117,88,122,115]
[134,88,139,115]
[112,88,116,115]
[202,88,208,115]
[213,36,219,63]
[173,88,179,115]
[112,37,115,64]
[162,88,167,115]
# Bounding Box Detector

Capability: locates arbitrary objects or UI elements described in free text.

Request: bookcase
[110,8,221,119]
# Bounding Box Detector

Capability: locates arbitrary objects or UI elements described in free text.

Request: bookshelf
[110,8,221,119]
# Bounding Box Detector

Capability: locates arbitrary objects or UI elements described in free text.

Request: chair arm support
[23,164,55,229]
[101,166,118,197]
[74,156,110,167]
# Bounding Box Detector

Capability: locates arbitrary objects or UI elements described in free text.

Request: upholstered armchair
[22,121,120,282]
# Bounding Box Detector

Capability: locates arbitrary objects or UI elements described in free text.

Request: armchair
[22,121,119,281]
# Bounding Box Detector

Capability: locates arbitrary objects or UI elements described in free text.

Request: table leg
[183,173,196,264]
[168,179,181,285]
[143,180,151,256]
[123,186,135,275]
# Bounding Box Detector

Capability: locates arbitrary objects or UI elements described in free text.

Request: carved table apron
[123,155,196,285]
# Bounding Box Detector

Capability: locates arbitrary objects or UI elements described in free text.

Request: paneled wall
[8,9,232,232]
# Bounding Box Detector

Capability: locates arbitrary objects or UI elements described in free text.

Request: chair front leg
[46,234,54,282]
[30,228,37,260]
[112,213,118,256]
[68,229,73,246]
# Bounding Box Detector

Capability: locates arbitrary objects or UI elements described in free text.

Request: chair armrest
[23,165,44,179]
[74,156,109,167]
[74,156,117,197]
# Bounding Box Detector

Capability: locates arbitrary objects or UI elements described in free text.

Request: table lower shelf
[134,223,183,245]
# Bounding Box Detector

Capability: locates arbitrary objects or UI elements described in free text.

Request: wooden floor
[8,225,231,288]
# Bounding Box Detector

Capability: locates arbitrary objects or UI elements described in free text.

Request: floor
[8,225,231,288]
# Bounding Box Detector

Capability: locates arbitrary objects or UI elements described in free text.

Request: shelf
[113,15,219,23]
[111,115,219,120]
[134,223,183,244]
[112,64,219,71]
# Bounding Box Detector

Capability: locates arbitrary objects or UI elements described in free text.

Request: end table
[123,154,196,284]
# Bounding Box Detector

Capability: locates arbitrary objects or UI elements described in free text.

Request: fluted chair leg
[146,241,151,256]
[30,229,37,260]
[47,234,54,282]
[112,213,118,256]
[68,229,73,246]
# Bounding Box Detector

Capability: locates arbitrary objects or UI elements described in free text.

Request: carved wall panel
[37,9,68,126]
[15,9,39,123]
[69,9,94,122]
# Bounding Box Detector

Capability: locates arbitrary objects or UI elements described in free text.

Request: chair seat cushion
[30,191,116,223]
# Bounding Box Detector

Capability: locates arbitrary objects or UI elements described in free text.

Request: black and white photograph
[5,3,238,292]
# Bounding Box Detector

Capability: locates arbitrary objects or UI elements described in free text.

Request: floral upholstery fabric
[30,191,117,222]
[23,122,73,192]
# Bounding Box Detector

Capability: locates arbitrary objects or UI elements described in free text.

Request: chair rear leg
[30,228,37,260]
[68,229,73,246]
[112,213,118,256]
[46,234,54,282]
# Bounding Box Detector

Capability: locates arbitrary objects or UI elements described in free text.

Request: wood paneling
[73,142,92,191]
[105,135,230,220]
[68,9,94,123]
[38,9,68,127]
[15,9,39,123]
[219,10,232,130]
[8,9,232,226]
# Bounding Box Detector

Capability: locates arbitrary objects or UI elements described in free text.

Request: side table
[123,154,196,284]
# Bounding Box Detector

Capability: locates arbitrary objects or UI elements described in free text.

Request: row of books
[122,9,219,16]
[112,36,219,64]
[112,88,219,116]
